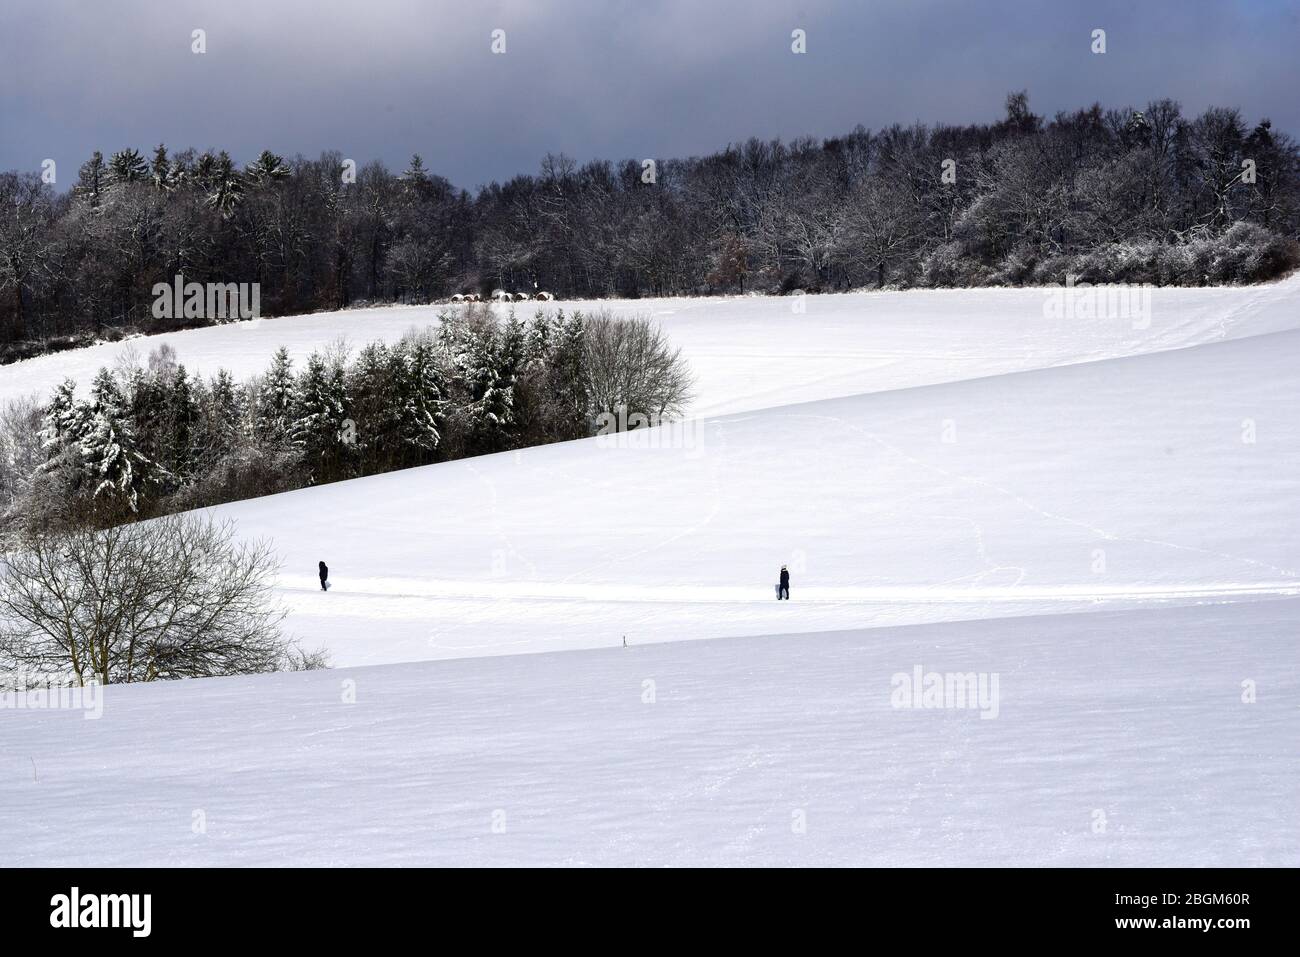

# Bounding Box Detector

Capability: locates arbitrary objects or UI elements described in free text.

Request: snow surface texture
[2,279,1298,866]
[3,603,1296,866]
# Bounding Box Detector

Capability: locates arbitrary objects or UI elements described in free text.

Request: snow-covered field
[2,278,1298,866]
[3,602,1296,866]
[4,278,1299,417]
[220,320,1300,667]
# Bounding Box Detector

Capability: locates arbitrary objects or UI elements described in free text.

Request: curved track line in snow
[278,575,1300,606]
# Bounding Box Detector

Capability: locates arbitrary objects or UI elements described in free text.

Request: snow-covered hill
[5,276,1300,417]
[210,326,1300,667]
[3,279,1298,866]
[3,601,1296,866]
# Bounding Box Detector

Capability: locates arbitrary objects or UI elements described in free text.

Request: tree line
[2,92,1298,361]
[0,307,691,537]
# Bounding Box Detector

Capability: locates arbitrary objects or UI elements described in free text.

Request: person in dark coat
[319,561,329,591]
[778,564,790,600]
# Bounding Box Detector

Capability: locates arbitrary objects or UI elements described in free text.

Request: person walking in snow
[319,561,329,591]
[778,564,790,600]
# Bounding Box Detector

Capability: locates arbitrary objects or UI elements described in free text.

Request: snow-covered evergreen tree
[74,151,108,207]
[122,364,165,480]
[149,143,170,190]
[108,148,148,187]
[202,368,246,463]
[457,322,514,454]
[38,378,88,457]
[79,369,157,511]
[291,350,352,481]
[32,376,95,511]
[160,365,200,482]
[246,150,291,186]
[348,341,399,470]
[402,154,430,184]
[545,311,590,438]
[256,347,296,446]
[500,312,527,379]
[525,311,555,365]
[207,151,244,218]
[395,336,444,462]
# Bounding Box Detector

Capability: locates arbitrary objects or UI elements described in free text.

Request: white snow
[212,326,1300,667]
[2,278,1299,866]
[3,602,1296,866]
[4,276,1299,417]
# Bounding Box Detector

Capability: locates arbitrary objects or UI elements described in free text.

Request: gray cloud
[3,0,1297,190]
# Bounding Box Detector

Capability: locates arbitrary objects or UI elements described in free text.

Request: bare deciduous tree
[583,311,693,424]
[0,514,322,685]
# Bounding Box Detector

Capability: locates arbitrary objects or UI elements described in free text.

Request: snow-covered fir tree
[457,322,515,454]
[107,148,148,186]
[73,151,107,207]
[207,150,244,218]
[256,347,296,446]
[347,341,400,469]
[246,150,290,186]
[202,368,247,464]
[33,377,94,508]
[291,350,352,482]
[160,364,201,483]
[38,378,88,457]
[149,144,173,191]
[402,154,430,185]
[500,312,527,380]
[545,311,590,438]
[125,364,167,479]
[394,336,445,462]
[78,369,158,511]
[525,311,555,366]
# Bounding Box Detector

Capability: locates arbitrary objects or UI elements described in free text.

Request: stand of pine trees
[2,93,1298,361]
[1,308,685,535]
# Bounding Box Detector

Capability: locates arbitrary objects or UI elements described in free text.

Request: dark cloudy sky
[3,0,1297,192]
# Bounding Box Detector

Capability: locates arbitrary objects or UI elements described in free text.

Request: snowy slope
[3,280,1299,868]
[4,276,1300,417]
[2,601,1296,867]
[4,281,1298,669]
[206,327,1300,667]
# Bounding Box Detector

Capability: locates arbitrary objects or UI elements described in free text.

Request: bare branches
[583,311,693,424]
[0,514,318,685]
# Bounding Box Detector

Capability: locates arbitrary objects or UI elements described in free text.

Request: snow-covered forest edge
[3,92,1299,364]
